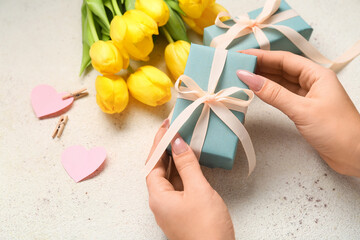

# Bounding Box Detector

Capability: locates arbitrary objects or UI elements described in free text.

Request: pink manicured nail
[161,118,170,128]
[171,134,188,155]
[236,70,264,92]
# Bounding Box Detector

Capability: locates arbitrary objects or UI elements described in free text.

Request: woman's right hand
[237,49,360,177]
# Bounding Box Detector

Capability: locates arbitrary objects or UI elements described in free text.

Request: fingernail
[237,70,264,92]
[161,118,170,128]
[171,134,188,155]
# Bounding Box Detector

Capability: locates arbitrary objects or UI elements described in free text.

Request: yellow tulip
[89,40,129,75]
[135,0,170,27]
[95,75,129,114]
[182,3,229,35]
[165,40,190,80]
[127,66,172,107]
[110,10,159,61]
[178,0,215,19]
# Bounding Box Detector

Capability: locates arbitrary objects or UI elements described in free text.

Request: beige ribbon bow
[211,0,360,72]
[145,48,256,177]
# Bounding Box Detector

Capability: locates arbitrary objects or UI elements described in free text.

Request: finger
[171,134,210,191]
[237,70,307,119]
[147,156,174,194]
[146,119,174,194]
[145,119,170,165]
[169,158,183,191]
[257,72,308,97]
[240,49,323,91]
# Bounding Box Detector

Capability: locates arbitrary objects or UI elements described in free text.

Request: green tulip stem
[112,0,122,16]
[87,5,100,42]
[161,27,174,44]
[127,65,135,74]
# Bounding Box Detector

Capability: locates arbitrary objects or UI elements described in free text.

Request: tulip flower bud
[127,66,172,107]
[178,0,215,19]
[110,10,159,61]
[165,40,190,80]
[182,3,229,35]
[95,75,129,114]
[135,0,170,27]
[90,40,129,75]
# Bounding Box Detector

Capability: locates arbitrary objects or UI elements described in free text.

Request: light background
[0,0,359,239]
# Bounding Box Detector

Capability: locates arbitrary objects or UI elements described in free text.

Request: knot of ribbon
[211,0,360,72]
[144,48,256,177]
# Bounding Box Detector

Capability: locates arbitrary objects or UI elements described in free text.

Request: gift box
[167,44,257,170]
[203,0,313,54]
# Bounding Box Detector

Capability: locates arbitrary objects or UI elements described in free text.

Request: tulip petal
[181,3,229,35]
[124,36,154,61]
[90,40,125,75]
[123,10,159,43]
[127,66,172,107]
[140,66,173,87]
[135,0,170,26]
[165,40,190,80]
[96,75,129,114]
[110,16,127,44]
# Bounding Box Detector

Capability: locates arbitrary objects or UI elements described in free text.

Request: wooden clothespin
[52,115,68,139]
[62,88,88,100]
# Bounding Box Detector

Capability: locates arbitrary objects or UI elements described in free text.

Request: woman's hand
[237,49,360,177]
[146,119,235,240]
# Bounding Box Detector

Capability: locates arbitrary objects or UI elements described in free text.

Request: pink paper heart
[61,145,107,182]
[31,84,74,118]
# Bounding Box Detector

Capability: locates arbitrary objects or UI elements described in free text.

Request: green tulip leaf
[81,1,87,36]
[125,0,135,11]
[85,17,95,46]
[79,42,92,76]
[102,34,110,41]
[86,5,100,42]
[166,0,185,16]
[103,0,115,18]
[118,0,126,14]
[93,15,110,36]
[164,2,189,42]
[80,1,92,76]
[86,0,110,32]
[111,0,122,16]
[101,28,110,37]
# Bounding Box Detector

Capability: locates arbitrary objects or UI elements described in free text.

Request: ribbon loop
[144,48,257,177]
[255,0,281,23]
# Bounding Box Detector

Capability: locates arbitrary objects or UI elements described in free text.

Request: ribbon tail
[209,101,256,176]
[269,25,360,72]
[144,97,206,177]
[253,26,270,50]
[329,40,360,72]
[190,104,210,160]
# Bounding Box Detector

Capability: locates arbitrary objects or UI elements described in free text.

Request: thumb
[171,134,209,190]
[237,70,304,119]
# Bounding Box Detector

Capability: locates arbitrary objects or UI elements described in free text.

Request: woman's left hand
[146,119,235,240]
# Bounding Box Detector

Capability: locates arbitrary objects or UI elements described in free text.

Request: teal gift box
[203,0,313,54]
[167,44,257,170]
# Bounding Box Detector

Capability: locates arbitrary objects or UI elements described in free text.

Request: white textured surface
[0,0,360,239]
